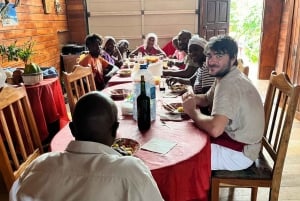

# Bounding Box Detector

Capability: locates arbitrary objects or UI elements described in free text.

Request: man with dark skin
[163,30,199,78]
[10,92,164,201]
[79,33,119,90]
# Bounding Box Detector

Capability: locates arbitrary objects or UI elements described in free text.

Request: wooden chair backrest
[0,85,43,191]
[237,58,249,76]
[63,65,96,116]
[262,71,300,191]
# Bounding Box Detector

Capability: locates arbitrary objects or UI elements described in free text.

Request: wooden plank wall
[0,0,70,71]
[66,0,87,44]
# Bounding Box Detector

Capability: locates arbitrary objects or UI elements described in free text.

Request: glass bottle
[137,75,151,132]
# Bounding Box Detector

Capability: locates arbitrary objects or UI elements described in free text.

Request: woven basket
[22,72,43,85]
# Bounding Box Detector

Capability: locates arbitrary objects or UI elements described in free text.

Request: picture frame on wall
[43,0,52,14]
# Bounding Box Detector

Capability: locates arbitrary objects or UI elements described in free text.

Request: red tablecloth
[25,77,69,142]
[51,83,211,201]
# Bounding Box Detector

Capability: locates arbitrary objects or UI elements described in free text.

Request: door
[85,0,199,49]
[200,0,230,40]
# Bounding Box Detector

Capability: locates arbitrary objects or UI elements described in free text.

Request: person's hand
[167,60,175,67]
[182,91,197,117]
[166,77,179,86]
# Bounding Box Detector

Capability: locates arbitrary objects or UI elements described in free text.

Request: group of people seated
[9,31,265,201]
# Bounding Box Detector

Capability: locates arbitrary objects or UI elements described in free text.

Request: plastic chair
[211,71,300,201]
[0,85,43,191]
[63,65,96,117]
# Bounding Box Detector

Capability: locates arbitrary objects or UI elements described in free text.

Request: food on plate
[177,106,184,113]
[111,138,140,156]
[109,89,131,100]
[170,84,187,93]
[163,102,183,113]
[118,69,131,77]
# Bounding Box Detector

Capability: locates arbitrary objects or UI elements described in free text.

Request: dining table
[50,83,211,201]
[25,77,69,142]
[107,71,132,87]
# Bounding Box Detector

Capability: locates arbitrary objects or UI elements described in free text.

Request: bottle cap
[140,64,148,69]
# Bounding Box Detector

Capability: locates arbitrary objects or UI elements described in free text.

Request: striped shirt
[193,64,215,94]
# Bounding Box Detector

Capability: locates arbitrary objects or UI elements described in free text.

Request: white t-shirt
[206,67,265,160]
[10,141,164,201]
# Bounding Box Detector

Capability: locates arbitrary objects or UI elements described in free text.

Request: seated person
[102,36,123,68]
[79,33,119,90]
[166,30,191,68]
[166,35,215,115]
[171,36,186,60]
[170,35,187,69]
[163,30,198,77]
[130,33,166,57]
[10,91,164,201]
[117,39,130,60]
[166,35,215,94]
[182,35,264,171]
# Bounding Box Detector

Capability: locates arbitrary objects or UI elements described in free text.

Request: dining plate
[118,69,132,77]
[111,138,140,156]
[109,88,131,100]
[162,102,184,114]
[170,84,187,94]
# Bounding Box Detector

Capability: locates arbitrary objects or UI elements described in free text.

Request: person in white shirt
[182,35,264,171]
[10,91,164,201]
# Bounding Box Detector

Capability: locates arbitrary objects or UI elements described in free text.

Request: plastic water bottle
[132,63,156,122]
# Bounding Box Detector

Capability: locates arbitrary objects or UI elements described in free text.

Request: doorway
[229,0,263,80]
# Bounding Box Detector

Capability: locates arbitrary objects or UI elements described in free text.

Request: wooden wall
[0,0,70,71]
[65,0,87,44]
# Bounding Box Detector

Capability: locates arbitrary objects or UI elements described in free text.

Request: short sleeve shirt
[79,54,110,88]
[206,67,265,160]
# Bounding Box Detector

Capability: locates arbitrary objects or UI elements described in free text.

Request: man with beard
[79,33,119,90]
[182,35,264,171]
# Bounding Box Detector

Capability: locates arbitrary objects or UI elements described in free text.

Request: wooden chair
[211,71,300,201]
[0,85,43,191]
[63,65,96,117]
[237,58,249,76]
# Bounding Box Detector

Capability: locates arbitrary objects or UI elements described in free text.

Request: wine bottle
[137,75,151,131]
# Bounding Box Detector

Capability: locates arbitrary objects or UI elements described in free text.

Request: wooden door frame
[258,0,284,79]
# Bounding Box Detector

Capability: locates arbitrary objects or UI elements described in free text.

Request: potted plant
[0,41,20,63]
[18,40,43,85]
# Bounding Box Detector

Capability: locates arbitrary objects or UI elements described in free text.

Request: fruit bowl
[22,72,43,85]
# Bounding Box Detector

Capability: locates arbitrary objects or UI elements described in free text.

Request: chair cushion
[212,153,273,180]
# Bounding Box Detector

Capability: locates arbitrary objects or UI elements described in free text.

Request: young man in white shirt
[182,35,264,171]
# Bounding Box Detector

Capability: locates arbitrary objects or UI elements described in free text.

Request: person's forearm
[195,94,209,106]
[163,69,191,78]
[177,77,191,85]
[188,110,225,138]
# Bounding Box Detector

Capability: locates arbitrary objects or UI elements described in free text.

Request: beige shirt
[206,67,265,160]
[10,141,164,201]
